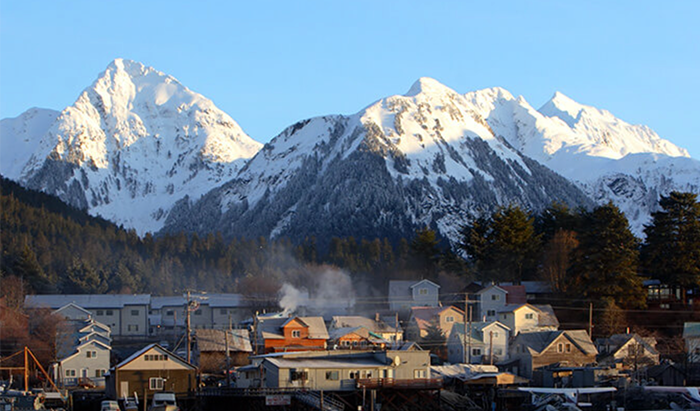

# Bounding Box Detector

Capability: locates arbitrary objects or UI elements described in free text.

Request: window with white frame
[95,369,106,377]
[149,377,164,390]
[525,313,535,320]
[472,348,482,356]
[65,369,76,377]
[413,369,427,378]
[445,316,454,323]
[487,310,496,317]
[86,350,97,358]
[419,288,428,295]
[557,343,564,353]
[292,330,301,338]
[491,294,500,301]
[128,324,139,332]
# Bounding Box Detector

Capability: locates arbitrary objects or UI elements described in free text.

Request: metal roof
[195,329,252,352]
[265,357,386,369]
[26,294,151,309]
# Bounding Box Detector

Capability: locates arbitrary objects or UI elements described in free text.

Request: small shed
[105,344,196,400]
[194,329,252,373]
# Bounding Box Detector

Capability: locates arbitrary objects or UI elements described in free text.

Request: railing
[295,391,344,411]
[356,378,442,390]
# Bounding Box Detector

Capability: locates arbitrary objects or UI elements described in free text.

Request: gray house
[388,279,440,312]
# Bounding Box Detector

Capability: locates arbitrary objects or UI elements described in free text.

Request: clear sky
[1,1,699,158]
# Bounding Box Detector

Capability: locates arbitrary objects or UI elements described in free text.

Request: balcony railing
[356,378,442,390]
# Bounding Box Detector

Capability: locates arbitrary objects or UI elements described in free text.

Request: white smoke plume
[279,266,355,316]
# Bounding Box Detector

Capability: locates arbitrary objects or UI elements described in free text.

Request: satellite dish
[393,355,400,366]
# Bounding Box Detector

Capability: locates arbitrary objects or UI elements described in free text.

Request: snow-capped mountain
[0,108,59,180]
[0,59,262,233]
[3,65,697,242]
[459,87,700,233]
[161,78,593,245]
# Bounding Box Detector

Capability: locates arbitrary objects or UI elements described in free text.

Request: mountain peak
[405,77,455,97]
[538,91,584,127]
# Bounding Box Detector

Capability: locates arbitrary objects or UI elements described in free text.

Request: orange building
[256,316,329,353]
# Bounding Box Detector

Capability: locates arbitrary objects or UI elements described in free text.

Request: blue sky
[1,1,699,157]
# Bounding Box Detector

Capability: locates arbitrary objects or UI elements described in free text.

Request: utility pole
[186,291,192,364]
[588,302,593,337]
[463,293,469,364]
[225,314,231,387]
[395,312,399,347]
[489,331,494,365]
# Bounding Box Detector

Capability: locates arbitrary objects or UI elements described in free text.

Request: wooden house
[595,333,659,366]
[256,316,328,353]
[446,321,511,364]
[388,279,440,312]
[329,315,403,342]
[405,306,464,341]
[105,344,196,400]
[328,327,388,350]
[193,328,252,373]
[507,330,597,378]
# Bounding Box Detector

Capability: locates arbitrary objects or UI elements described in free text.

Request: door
[120,381,129,398]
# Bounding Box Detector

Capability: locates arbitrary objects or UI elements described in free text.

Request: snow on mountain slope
[14,59,262,233]
[458,88,699,234]
[0,108,60,180]
[162,77,592,246]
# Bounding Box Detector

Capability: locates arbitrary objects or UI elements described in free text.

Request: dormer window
[491,295,500,301]
[292,330,301,338]
[419,288,428,295]
[446,316,454,323]
[525,313,535,320]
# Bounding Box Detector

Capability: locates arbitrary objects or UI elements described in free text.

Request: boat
[148,392,179,411]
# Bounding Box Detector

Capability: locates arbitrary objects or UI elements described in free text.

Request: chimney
[375,312,380,322]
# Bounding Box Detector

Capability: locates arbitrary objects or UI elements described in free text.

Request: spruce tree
[569,203,645,309]
[641,192,700,295]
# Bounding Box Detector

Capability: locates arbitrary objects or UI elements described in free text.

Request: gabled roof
[496,304,560,328]
[409,279,440,289]
[257,316,329,340]
[114,343,195,370]
[195,329,252,353]
[411,306,464,331]
[53,302,92,317]
[79,319,111,334]
[596,333,658,356]
[58,339,111,364]
[476,285,508,295]
[450,321,510,345]
[331,316,401,334]
[515,330,597,356]
[281,316,308,329]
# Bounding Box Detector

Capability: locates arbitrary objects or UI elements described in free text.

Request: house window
[149,377,164,390]
[292,330,301,338]
[194,310,202,316]
[131,309,139,316]
[106,310,113,316]
[414,369,427,378]
[326,371,339,381]
[566,343,572,353]
[128,324,139,332]
[487,310,496,317]
[525,313,535,320]
[290,369,308,381]
[86,351,97,358]
[95,369,106,377]
[501,314,507,320]
[472,348,482,356]
[445,316,454,323]
[557,343,564,353]
[145,354,168,361]
[96,310,104,316]
[419,288,428,295]
[660,303,670,309]
[494,348,503,355]
[491,295,500,301]
[65,369,76,377]
[220,308,227,315]
[493,332,499,338]
[166,310,174,316]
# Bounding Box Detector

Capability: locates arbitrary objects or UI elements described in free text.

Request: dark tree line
[460,193,700,311]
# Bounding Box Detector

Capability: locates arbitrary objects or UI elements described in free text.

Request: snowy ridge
[5,59,262,233]
[162,78,592,245]
[0,108,59,180]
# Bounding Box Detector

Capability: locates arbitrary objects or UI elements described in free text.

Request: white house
[683,322,700,363]
[494,304,559,335]
[54,339,111,387]
[446,321,511,365]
